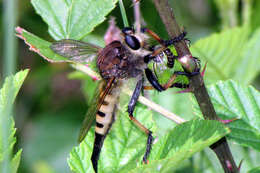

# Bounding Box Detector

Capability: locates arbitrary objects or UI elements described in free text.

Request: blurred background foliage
[0,0,259,172]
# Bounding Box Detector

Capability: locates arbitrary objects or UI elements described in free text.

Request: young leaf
[0,69,29,172]
[192,80,260,151]
[68,105,156,173]
[131,119,229,173]
[31,0,118,40]
[190,26,252,84]
[11,150,22,173]
[15,27,100,80]
[0,69,29,106]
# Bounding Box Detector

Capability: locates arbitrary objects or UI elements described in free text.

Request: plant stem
[118,0,129,27]
[214,0,238,29]
[242,0,252,25]
[133,0,141,32]
[1,0,17,171]
[152,0,239,172]
[3,0,17,77]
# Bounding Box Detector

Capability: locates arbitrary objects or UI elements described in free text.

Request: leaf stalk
[118,0,129,27]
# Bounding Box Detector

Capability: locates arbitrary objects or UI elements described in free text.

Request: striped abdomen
[164,48,175,68]
[91,85,121,173]
[95,92,119,135]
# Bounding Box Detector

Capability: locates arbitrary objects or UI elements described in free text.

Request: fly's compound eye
[125,35,141,50]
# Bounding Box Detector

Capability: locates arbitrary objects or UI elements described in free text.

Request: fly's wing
[50,39,102,63]
[78,80,104,143]
[78,78,115,142]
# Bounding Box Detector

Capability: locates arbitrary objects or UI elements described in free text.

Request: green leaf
[22,111,80,173]
[234,28,260,84]
[0,69,29,172]
[193,80,260,151]
[190,26,256,84]
[16,27,67,62]
[11,148,22,173]
[68,105,156,173]
[0,120,22,173]
[16,27,100,79]
[68,109,228,173]
[251,1,260,31]
[31,0,118,40]
[0,69,29,107]
[248,166,260,173]
[131,119,229,173]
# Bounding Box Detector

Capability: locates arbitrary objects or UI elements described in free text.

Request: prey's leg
[127,76,154,163]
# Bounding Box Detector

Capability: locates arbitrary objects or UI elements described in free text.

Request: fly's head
[122,27,141,50]
[122,27,151,55]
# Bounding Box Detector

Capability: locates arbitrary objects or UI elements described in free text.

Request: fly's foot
[163,32,187,47]
[142,131,153,164]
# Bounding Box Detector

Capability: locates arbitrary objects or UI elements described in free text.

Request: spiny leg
[145,68,192,92]
[141,28,187,47]
[162,32,187,47]
[142,28,185,68]
[127,76,154,163]
[141,28,199,91]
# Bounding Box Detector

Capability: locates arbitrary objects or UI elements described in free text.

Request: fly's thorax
[122,41,151,72]
[97,41,128,79]
[97,40,150,80]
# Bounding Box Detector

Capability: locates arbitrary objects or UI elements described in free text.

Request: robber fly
[50,27,188,172]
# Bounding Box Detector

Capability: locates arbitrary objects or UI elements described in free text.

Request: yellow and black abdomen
[95,93,119,135]
[91,84,121,172]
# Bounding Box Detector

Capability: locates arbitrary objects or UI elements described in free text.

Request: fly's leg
[142,28,185,69]
[162,32,187,47]
[142,28,201,93]
[145,68,191,92]
[142,28,188,47]
[127,76,153,163]
[145,68,165,92]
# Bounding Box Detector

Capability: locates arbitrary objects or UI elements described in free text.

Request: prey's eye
[125,35,140,50]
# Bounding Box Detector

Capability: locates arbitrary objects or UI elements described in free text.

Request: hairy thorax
[97,40,150,80]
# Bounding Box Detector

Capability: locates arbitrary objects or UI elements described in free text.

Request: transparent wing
[50,39,102,63]
[78,78,115,142]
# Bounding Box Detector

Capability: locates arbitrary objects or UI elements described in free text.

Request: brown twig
[133,0,141,32]
[152,0,239,172]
